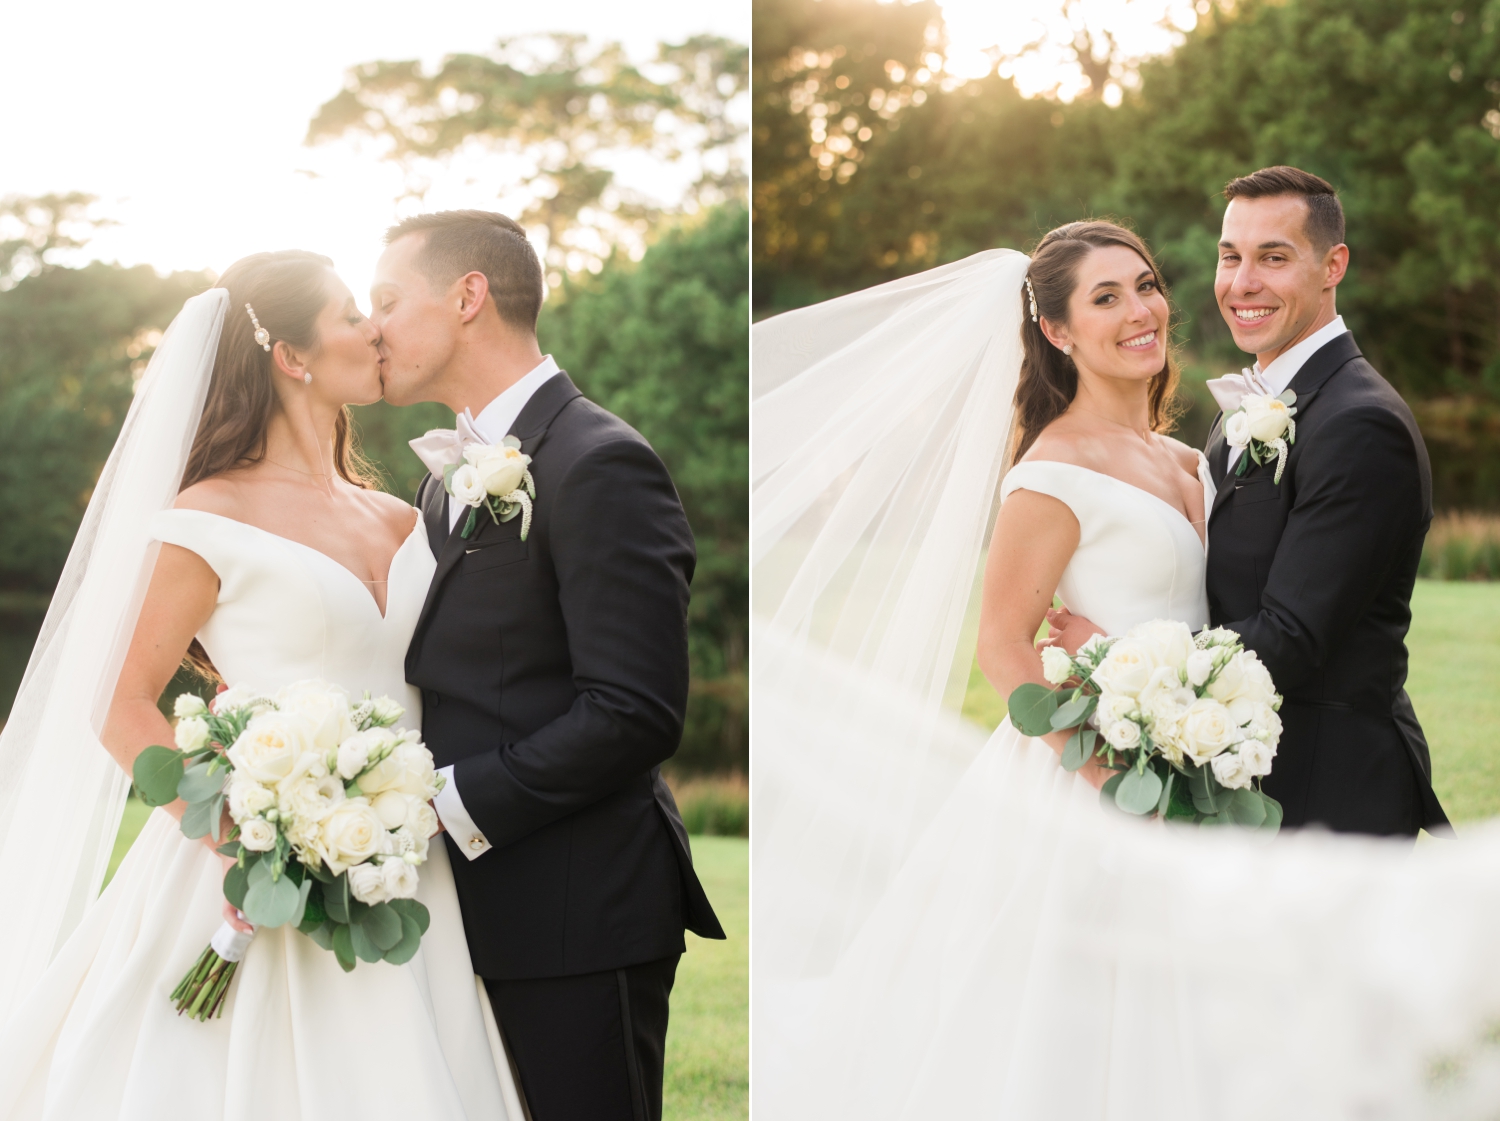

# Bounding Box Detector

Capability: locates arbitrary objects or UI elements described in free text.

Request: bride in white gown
[753,229,1500,1119]
[0,254,524,1119]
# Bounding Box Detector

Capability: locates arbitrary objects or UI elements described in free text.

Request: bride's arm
[976,489,1112,790]
[101,542,223,847]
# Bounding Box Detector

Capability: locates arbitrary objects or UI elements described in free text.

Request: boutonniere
[1225,390,1298,483]
[444,436,537,540]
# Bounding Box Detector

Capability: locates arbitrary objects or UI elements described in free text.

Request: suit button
[427,690,441,707]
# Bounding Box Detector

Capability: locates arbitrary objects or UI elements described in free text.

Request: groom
[372,210,725,1120]
[1202,166,1449,837]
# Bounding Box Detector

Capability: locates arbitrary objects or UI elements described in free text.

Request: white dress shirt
[1227,315,1346,471]
[434,354,561,860]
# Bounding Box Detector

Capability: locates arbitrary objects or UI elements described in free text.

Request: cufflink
[468,836,486,852]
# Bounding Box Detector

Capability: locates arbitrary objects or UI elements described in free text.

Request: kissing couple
[0,209,724,1121]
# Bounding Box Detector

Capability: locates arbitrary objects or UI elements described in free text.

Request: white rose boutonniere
[444,436,537,541]
[1224,389,1298,484]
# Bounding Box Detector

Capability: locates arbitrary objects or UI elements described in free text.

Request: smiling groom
[373,210,725,1121]
[1203,165,1449,837]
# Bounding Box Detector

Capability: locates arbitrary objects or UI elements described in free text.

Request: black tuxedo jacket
[406,372,725,980]
[1204,332,1449,836]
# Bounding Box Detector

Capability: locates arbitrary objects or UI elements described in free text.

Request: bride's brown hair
[1011,221,1181,464]
[181,250,377,490]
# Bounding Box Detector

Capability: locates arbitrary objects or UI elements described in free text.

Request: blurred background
[754,0,1500,825]
[1,3,747,1116]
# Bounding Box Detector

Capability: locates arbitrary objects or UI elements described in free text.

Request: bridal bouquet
[132,681,445,1020]
[1009,620,1284,831]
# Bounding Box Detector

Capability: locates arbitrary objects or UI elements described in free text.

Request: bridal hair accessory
[244,304,271,352]
[1024,275,1038,322]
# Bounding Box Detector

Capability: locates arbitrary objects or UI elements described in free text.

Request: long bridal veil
[752,252,1500,1119]
[0,289,225,1013]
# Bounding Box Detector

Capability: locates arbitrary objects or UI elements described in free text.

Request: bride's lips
[1118,329,1158,352]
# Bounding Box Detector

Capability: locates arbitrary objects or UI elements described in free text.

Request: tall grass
[1420,514,1500,581]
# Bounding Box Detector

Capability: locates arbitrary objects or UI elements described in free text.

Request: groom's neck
[441,328,545,416]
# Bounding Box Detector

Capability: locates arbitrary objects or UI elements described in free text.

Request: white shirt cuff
[434,765,492,860]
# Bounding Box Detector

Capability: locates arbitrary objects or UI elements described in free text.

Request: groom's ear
[453,271,493,325]
[1321,243,1350,291]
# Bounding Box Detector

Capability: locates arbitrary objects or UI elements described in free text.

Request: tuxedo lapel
[419,474,449,559]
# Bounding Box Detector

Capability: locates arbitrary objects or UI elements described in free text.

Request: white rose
[1092,640,1155,698]
[174,715,210,752]
[278,773,346,827]
[1137,664,1185,711]
[315,799,386,875]
[473,445,530,497]
[1238,656,1278,706]
[406,798,439,840]
[381,858,421,900]
[1238,738,1276,777]
[239,817,278,851]
[1247,702,1283,743]
[1242,395,1293,443]
[1206,653,1248,705]
[226,712,312,784]
[174,693,208,718]
[1211,749,1255,790]
[347,861,390,905]
[274,681,353,754]
[1095,691,1138,725]
[361,741,438,798]
[1040,646,1074,686]
[1104,720,1141,751]
[227,775,276,821]
[1127,619,1196,670]
[371,789,416,831]
[1180,698,1241,764]
[336,728,384,780]
[1224,409,1252,449]
[450,463,487,508]
[368,695,405,726]
[1185,649,1215,688]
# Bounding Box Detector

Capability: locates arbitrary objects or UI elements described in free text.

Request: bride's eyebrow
[1089,271,1153,294]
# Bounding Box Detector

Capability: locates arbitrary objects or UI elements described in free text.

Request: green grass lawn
[105,806,747,1120]
[962,579,1500,825]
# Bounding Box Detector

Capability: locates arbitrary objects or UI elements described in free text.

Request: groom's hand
[1038,606,1105,655]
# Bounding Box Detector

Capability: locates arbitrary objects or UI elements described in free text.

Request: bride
[753,224,1500,1118]
[0,252,524,1119]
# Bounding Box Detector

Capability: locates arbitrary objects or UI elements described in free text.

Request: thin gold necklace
[264,458,330,478]
[1072,406,1153,441]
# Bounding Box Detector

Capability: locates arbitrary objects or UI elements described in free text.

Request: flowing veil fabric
[752,253,1500,1118]
[0,288,225,1012]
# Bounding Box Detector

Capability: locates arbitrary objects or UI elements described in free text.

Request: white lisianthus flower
[227,712,312,784]
[1092,640,1155,698]
[1181,698,1241,764]
[315,800,386,875]
[382,858,421,900]
[227,775,276,821]
[1211,749,1255,790]
[347,861,390,905]
[1247,702,1283,743]
[1242,395,1294,443]
[1040,646,1074,686]
[406,798,439,840]
[1238,656,1279,707]
[239,817,278,851]
[1195,626,1240,650]
[277,773,346,828]
[1104,720,1142,751]
[368,695,405,726]
[336,729,379,780]
[174,693,208,719]
[1095,691,1138,727]
[371,789,415,831]
[1127,619,1196,671]
[1238,739,1276,777]
[1153,723,1186,766]
[361,741,439,798]
[472,444,530,497]
[389,825,430,862]
[1185,649,1215,688]
[450,463,487,508]
[1224,410,1252,449]
[174,715,210,752]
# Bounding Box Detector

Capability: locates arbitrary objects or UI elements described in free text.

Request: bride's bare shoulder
[173,475,244,517]
[361,487,420,536]
[1018,419,1109,474]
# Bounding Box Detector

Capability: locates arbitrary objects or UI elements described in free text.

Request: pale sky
[0,0,748,302]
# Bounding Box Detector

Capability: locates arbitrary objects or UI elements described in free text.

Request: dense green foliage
[754,0,1500,500]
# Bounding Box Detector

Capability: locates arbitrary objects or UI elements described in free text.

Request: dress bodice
[999,456,1213,636]
[148,509,434,712]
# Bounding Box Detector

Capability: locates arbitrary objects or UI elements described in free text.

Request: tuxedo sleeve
[1226,405,1425,691]
[449,437,695,850]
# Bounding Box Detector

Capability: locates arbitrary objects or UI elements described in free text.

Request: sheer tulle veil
[0,289,226,1011]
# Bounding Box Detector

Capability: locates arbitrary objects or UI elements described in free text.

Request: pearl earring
[1062,344,1073,356]
[303,372,312,385]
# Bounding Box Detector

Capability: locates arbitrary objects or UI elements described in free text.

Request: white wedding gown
[757,455,1500,1120]
[0,509,525,1121]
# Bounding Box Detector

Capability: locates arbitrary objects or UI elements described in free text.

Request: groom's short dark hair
[385,210,544,331]
[1224,166,1345,252]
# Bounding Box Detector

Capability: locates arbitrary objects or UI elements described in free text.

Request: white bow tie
[408,409,489,481]
[1204,367,1271,415]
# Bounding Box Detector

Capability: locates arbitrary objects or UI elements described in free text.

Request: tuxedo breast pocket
[461,536,528,573]
[1232,478,1281,505]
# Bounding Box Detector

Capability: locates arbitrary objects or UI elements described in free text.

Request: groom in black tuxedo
[372,210,724,1120]
[1201,165,1449,838]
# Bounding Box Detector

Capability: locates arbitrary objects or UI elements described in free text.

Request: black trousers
[485,955,680,1121]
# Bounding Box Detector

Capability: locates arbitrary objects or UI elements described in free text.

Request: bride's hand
[1039,607,1105,655]
[1078,756,1113,791]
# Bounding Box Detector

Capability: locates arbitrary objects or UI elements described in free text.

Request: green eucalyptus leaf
[223,859,251,911]
[132,745,185,807]
[1099,770,1126,812]
[306,921,336,950]
[1050,694,1096,731]
[1259,794,1284,835]
[332,924,357,972]
[1008,683,1060,737]
[1060,728,1090,772]
[1156,770,1175,816]
[348,920,384,963]
[324,874,351,924]
[180,797,216,839]
[242,859,303,927]
[1114,768,1164,816]
[1228,787,1268,828]
[382,913,424,965]
[388,898,431,936]
[359,901,404,951]
[177,761,226,803]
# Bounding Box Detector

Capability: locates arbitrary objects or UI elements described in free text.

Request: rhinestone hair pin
[245,303,271,351]
[1024,276,1038,323]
